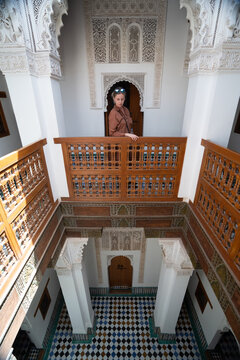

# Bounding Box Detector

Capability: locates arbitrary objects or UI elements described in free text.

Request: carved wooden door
[108,256,133,289]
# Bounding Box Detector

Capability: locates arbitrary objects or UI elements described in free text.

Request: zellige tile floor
[46,296,202,360]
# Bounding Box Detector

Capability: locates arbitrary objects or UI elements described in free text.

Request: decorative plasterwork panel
[84,0,167,108]
[33,0,45,22]
[0,0,24,46]
[102,228,144,251]
[180,0,215,50]
[89,0,161,16]
[103,73,145,110]
[92,17,157,64]
[34,0,68,56]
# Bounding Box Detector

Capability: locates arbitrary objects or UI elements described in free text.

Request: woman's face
[114,93,125,108]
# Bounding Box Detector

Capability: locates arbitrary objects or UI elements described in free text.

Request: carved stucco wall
[83,0,167,108]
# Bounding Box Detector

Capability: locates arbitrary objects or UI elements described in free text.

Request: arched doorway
[104,81,143,136]
[108,256,133,293]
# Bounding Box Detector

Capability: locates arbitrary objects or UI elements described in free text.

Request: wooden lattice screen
[54,137,187,201]
[193,140,240,280]
[0,139,56,301]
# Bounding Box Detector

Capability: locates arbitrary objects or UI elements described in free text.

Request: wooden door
[105,81,143,136]
[108,256,133,289]
[129,83,143,136]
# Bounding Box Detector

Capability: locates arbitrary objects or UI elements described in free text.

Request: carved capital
[158,238,193,275]
[188,48,221,75]
[55,237,88,272]
[0,47,62,78]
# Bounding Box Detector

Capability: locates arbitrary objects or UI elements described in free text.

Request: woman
[109,87,139,141]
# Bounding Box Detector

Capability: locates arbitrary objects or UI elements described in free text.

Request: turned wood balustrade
[193,140,240,280]
[0,139,56,300]
[54,137,187,202]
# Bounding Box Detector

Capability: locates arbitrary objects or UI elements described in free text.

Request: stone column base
[150,315,176,344]
[72,316,97,344]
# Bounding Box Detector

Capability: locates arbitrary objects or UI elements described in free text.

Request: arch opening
[104,80,143,136]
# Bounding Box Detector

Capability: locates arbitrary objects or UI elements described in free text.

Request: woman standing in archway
[109,87,138,141]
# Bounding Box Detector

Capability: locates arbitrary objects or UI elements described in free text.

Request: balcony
[54,137,187,201]
[0,136,239,348]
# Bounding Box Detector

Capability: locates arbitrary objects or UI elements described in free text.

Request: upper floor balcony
[0,136,239,347]
[54,136,187,202]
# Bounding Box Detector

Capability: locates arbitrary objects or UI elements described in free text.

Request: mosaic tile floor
[46,296,202,360]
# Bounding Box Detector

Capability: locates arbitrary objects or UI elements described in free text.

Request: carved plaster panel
[89,0,161,16]
[0,0,24,46]
[219,45,240,71]
[180,0,215,50]
[101,228,144,251]
[92,17,157,64]
[35,0,68,56]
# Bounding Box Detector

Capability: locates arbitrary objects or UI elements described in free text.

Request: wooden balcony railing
[54,137,187,202]
[193,140,240,280]
[0,139,56,301]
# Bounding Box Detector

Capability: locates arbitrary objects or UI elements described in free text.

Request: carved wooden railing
[193,140,240,280]
[0,139,56,301]
[54,137,187,201]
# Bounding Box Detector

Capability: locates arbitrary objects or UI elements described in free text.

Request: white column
[2,52,69,200]
[154,238,193,339]
[178,48,240,202]
[56,267,87,333]
[55,238,94,337]
[4,72,43,145]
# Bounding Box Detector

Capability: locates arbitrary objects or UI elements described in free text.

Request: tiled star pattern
[46,296,201,360]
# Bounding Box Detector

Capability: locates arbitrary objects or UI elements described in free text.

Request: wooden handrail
[0,139,56,302]
[0,139,47,171]
[193,140,240,280]
[54,137,187,202]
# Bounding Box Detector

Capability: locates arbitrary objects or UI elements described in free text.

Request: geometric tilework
[45,296,202,360]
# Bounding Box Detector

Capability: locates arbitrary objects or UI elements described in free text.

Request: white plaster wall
[59,0,189,137]
[84,238,99,287]
[187,270,229,345]
[0,73,22,157]
[144,239,162,286]
[21,269,60,349]
[206,73,240,148]
[84,238,162,288]
[143,1,189,136]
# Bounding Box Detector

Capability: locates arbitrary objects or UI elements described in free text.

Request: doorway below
[105,81,143,136]
[108,256,133,294]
